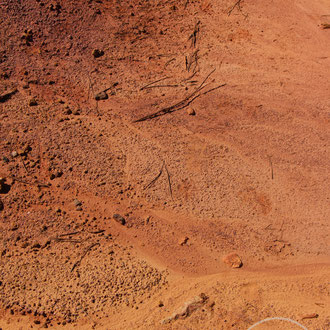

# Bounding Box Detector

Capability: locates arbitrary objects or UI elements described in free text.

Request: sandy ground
[0,0,329,329]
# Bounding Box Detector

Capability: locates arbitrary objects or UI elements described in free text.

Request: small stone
[92,49,104,58]
[113,214,126,225]
[11,151,18,157]
[28,98,38,106]
[50,173,56,180]
[73,199,82,206]
[187,108,196,116]
[55,170,63,178]
[31,242,41,249]
[179,237,189,246]
[2,157,9,163]
[76,206,82,211]
[18,144,32,156]
[95,91,108,101]
[21,242,29,248]
[158,301,164,307]
[11,224,19,231]
[222,253,243,268]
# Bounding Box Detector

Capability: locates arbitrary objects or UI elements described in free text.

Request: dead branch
[134,69,225,123]
[71,243,100,272]
[144,162,164,190]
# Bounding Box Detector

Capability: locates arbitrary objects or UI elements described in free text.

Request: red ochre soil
[0,0,329,329]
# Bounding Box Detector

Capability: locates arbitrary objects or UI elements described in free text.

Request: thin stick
[54,237,83,243]
[10,175,49,188]
[88,230,105,234]
[71,243,100,272]
[58,231,81,237]
[140,77,172,91]
[87,71,99,114]
[142,84,179,90]
[268,156,274,180]
[144,162,164,190]
[164,163,173,200]
[228,0,243,16]
[188,21,200,48]
[21,157,30,174]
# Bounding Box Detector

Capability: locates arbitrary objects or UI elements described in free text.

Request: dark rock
[92,49,104,58]
[113,214,126,225]
[0,89,18,103]
[0,199,3,211]
[29,98,38,106]
[31,242,41,249]
[73,199,82,206]
[95,91,108,100]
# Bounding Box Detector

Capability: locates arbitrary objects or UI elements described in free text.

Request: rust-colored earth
[0,0,329,329]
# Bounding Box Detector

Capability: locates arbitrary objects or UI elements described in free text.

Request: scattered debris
[95,91,108,100]
[113,213,126,225]
[222,253,243,268]
[134,69,226,122]
[161,293,208,324]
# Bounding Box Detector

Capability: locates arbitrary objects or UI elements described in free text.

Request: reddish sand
[0,0,329,329]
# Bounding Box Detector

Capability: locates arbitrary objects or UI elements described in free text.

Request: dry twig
[228,0,247,18]
[141,77,172,90]
[10,175,49,188]
[71,243,100,272]
[164,163,173,200]
[144,162,164,190]
[188,21,201,48]
[134,69,225,122]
